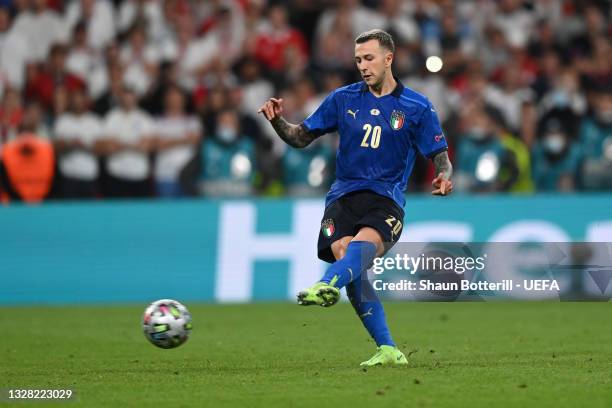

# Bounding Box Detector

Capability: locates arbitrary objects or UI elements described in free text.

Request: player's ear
[385,52,394,67]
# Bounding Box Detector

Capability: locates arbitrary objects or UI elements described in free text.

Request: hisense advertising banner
[1,195,611,303]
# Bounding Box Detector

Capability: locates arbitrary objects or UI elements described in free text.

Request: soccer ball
[142,299,193,349]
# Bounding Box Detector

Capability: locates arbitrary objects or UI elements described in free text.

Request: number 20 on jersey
[361,124,381,149]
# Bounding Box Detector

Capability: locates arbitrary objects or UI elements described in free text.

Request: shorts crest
[321,218,335,238]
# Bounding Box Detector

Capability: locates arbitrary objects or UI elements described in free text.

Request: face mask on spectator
[217,126,238,144]
[551,89,570,108]
[596,109,612,126]
[468,127,489,141]
[543,133,566,155]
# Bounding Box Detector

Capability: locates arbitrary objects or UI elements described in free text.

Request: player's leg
[296,235,352,306]
[319,226,382,289]
[345,264,407,366]
[319,191,404,292]
[329,232,408,366]
[320,192,407,365]
[297,197,355,307]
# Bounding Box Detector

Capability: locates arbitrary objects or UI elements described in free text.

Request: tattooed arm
[257,97,317,148]
[431,150,454,196]
[270,117,317,148]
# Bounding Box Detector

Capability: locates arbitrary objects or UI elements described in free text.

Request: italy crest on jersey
[321,218,335,237]
[390,110,405,130]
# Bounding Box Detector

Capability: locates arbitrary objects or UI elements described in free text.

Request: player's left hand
[432,172,453,196]
[257,98,284,122]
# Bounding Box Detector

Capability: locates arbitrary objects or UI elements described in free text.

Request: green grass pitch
[2,302,611,407]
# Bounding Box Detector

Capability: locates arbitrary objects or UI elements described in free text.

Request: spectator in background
[160,16,210,92]
[141,61,183,115]
[403,51,453,124]
[20,100,50,138]
[237,57,274,121]
[483,62,535,135]
[0,88,23,143]
[65,21,109,100]
[490,101,534,193]
[99,85,155,198]
[254,4,308,81]
[314,6,355,75]
[0,6,30,91]
[11,0,67,62]
[538,67,587,119]
[199,108,255,197]
[200,85,230,133]
[476,25,509,74]
[64,0,116,51]
[0,115,54,203]
[93,61,124,115]
[492,0,535,49]
[315,0,379,43]
[580,85,612,190]
[120,22,160,97]
[195,4,245,81]
[154,86,201,197]
[423,6,473,74]
[0,0,610,202]
[53,88,103,198]
[118,0,167,42]
[531,110,582,192]
[454,104,518,193]
[373,0,419,45]
[25,44,86,111]
[530,49,562,101]
[242,0,266,50]
[282,137,334,197]
[51,85,69,119]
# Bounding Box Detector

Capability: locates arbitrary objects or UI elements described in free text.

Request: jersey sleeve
[413,100,448,158]
[302,91,339,136]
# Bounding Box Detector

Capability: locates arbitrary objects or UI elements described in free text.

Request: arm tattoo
[270,117,317,148]
[432,150,453,180]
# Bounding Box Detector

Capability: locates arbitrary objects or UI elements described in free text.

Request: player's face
[355,40,393,87]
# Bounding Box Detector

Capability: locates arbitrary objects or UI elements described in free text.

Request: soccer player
[258,29,453,367]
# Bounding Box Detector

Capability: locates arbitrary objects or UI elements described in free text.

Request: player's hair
[355,29,395,53]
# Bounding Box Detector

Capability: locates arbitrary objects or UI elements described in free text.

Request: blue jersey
[302,79,447,208]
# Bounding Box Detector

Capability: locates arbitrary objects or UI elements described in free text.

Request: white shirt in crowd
[118,0,168,43]
[54,112,103,181]
[66,46,108,99]
[11,9,68,62]
[64,0,116,50]
[0,28,30,89]
[154,115,201,182]
[120,44,160,96]
[103,108,155,181]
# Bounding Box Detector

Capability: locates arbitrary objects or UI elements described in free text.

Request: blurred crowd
[0,0,610,203]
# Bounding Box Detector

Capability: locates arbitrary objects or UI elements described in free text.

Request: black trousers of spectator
[59,176,98,199]
[103,175,152,198]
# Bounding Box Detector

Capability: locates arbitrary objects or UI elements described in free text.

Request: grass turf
[1,302,611,407]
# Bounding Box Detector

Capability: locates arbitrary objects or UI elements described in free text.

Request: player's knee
[353,227,385,256]
[331,236,352,260]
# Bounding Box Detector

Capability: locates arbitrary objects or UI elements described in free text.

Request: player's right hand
[257,98,283,121]
[432,172,453,196]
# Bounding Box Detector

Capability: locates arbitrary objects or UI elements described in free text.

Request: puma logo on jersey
[347,109,359,119]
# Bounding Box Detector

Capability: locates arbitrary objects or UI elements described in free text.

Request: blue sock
[346,276,395,347]
[320,241,377,288]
